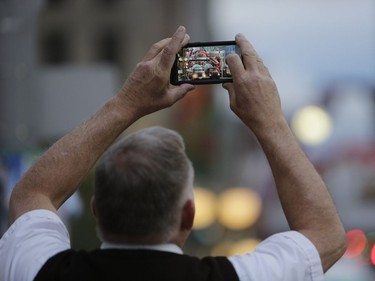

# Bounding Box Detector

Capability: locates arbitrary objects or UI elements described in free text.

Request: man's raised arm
[223,34,346,272]
[9,26,194,224]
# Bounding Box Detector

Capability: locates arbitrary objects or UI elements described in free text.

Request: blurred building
[0,0,210,148]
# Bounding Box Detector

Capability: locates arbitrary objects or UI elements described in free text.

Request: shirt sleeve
[228,231,324,281]
[0,209,70,281]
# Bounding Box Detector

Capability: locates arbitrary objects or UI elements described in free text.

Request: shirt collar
[100,242,183,255]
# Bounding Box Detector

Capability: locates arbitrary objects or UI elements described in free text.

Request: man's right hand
[223,34,347,272]
[223,34,283,134]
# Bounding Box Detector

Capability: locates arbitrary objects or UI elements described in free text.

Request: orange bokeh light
[371,245,375,265]
[344,229,368,258]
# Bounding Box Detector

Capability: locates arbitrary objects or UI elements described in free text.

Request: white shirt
[0,210,324,281]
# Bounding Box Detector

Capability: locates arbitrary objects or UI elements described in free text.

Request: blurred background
[0,0,374,279]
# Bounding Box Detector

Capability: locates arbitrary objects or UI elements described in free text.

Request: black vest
[34,249,240,281]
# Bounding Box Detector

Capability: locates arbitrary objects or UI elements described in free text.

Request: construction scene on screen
[176,44,240,82]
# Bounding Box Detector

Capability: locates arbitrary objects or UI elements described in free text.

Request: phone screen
[170,41,241,85]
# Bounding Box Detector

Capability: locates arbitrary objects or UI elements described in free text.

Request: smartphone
[170,41,241,85]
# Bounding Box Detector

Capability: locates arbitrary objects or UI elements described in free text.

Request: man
[0,26,346,280]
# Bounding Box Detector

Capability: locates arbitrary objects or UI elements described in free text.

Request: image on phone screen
[171,41,241,85]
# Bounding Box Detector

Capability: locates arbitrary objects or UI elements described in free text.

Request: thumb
[222,82,236,108]
[223,82,235,100]
[222,82,233,92]
[168,84,195,102]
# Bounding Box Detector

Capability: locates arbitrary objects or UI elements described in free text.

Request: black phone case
[170,41,238,85]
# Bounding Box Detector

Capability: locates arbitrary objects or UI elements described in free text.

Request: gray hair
[94,126,193,243]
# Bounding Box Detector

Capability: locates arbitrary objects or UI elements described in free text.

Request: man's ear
[181,199,195,231]
[90,196,97,219]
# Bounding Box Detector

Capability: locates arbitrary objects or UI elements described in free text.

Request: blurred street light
[217,187,261,230]
[193,187,217,229]
[291,106,332,146]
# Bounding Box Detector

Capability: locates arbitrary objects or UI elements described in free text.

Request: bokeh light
[217,187,262,230]
[193,187,217,229]
[228,238,261,255]
[344,229,368,258]
[371,245,375,266]
[211,241,233,256]
[211,238,261,256]
[291,106,332,146]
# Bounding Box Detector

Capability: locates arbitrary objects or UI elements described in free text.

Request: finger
[225,53,244,81]
[222,83,236,107]
[236,33,272,77]
[222,82,234,92]
[143,33,190,63]
[167,83,195,102]
[251,54,273,78]
[178,83,195,94]
[259,62,272,78]
[181,33,191,47]
[158,26,187,71]
[235,33,259,72]
[143,38,171,61]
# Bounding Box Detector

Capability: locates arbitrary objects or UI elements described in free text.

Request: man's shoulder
[0,209,70,281]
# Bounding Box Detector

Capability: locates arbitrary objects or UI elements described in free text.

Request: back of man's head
[93,127,194,244]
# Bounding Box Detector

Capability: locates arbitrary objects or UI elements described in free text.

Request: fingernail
[178,26,185,32]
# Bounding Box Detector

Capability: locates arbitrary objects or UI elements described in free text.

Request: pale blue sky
[209,0,375,113]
